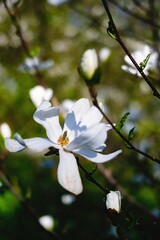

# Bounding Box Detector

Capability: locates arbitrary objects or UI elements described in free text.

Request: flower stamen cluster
[58,131,69,147]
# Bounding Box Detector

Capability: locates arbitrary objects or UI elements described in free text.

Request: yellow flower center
[58,131,69,147]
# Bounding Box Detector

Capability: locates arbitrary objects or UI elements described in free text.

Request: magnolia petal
[81,49,98,79]
[80,105,103,128]
[63,98,90,133]
[94,143,106,152]
[72,148,122,163]
[57,149,83,195]
[66,123,107,151]
[5,138,26,152]
[106,124,112,131]
[33,101,62,142]
[23,137,53,152]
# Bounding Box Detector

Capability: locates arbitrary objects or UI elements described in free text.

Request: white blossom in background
[19,57,54,74]
[39,215,54,231]
[29,85,53,107]
[61,194,76,205]
[48,0,67,6]
[121,44,158,77]
[5,98,122,195]
[106,191,121,213]
[80,49,98,80]
[0,123,11,138]
[99,47,111,62]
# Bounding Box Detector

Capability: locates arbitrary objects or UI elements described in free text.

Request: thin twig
[107,0,160,29]
[76,157,110,194]
[88,86,160,164]
[101,0,160,99]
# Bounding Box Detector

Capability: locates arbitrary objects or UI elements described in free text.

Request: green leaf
[139,54,150,70]
[128,127,135,142]
[115,112,130,131]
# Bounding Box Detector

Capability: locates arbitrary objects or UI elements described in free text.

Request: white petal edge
[57,149,83,195]
[72,148,122,163]
[5,138,26,152]
[79,105,103,128]
[63,98,90,133]
[33,101,62,142]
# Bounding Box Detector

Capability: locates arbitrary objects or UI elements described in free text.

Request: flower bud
[106,191,121,213]
[79,48,100,85]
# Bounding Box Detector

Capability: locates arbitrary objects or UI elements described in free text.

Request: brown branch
[107,0,160,29]
[88,86,160,164]
[101,0,160,100]
[76,157,110,194]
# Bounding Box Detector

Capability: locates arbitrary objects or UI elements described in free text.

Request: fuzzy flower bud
[106,191,121,213]
[79,49,100,84]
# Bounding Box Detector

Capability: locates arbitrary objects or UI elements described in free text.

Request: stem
[0,170,61,240]
[89,86,160,164]
[76,158,110,194]
[101,0,160,99]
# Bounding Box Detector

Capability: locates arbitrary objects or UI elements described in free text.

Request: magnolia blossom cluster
[5,98,122,195]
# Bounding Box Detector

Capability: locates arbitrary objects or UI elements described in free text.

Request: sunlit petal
[33,101,62,142]
[57,149,83,195]
[66,123,107,151]
[73,148,122,163]
[80,105,103,128]
[63,98,90,133]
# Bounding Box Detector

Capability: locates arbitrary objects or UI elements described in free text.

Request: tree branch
[101,0,160,100]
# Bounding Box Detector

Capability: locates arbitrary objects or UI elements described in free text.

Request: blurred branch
[2,0,59,107]
[0,170,61,240]
[101,0,160,100]
[2,0,46,86]
[88,85,160,164]
[132,0,148,11]
[148,0,160,77]
[2,0,31,57]
[107,0,160,29]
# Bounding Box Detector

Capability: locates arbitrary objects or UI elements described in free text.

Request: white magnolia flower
[29,85,53,107]
[80,49,98,79]
[121,44,158,77]
[19,57,54,74]
[106,191,121,213]
[5,98,122,195]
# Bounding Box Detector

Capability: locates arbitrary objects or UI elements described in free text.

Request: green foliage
[115,112,130,131]
[0,0,160,239]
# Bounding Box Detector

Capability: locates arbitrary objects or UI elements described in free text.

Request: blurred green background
[0,0,160,239]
